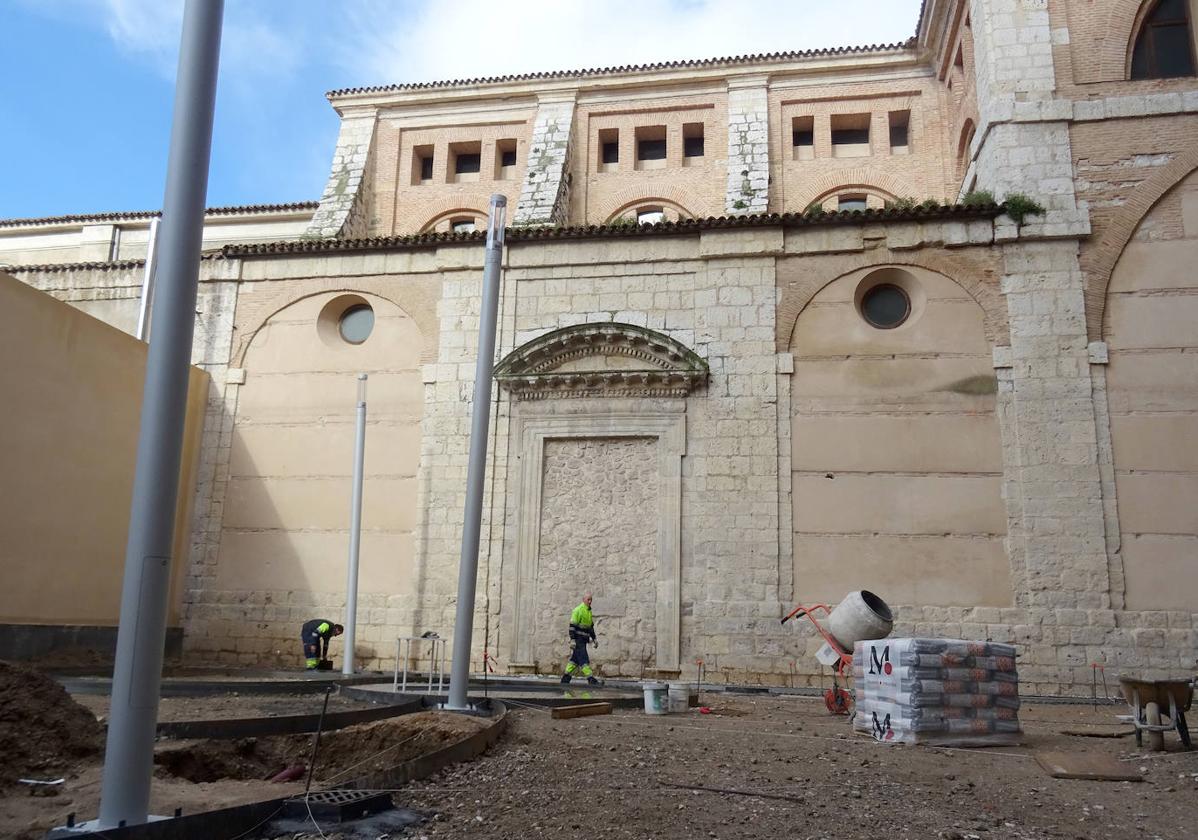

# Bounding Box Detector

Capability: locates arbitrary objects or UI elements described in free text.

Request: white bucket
[642,682,669,715]
[826,590,894,650]
[667,682,690,713]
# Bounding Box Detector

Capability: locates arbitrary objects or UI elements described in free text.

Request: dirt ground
[385,695,1197,840]
[0,705,483,840]
[6,681,1196,840]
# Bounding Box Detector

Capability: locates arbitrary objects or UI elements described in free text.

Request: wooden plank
[551,702,613,720]
[1034,750,1143,782]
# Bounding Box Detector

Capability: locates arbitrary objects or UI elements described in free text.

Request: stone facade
[3,0,1198,692]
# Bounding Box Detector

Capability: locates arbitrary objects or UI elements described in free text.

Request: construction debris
[1034,750,1143,782]
[550,702,613,720]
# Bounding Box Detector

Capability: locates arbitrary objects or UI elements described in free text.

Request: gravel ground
[383,695,1197,840]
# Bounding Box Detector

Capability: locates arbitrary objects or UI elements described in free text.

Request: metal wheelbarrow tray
[1118,676,1194,751]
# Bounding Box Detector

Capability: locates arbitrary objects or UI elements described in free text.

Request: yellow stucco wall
[210,290,424,662]
[1106,169,1198,611]
[789,264,1010,607]
[0,272,208,626]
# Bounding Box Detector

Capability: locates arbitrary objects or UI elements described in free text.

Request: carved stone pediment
[495,322,709,400]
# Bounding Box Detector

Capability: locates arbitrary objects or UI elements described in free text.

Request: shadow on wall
[787,264,1011,610]
[0,272,208,656]
[195,290,425,669]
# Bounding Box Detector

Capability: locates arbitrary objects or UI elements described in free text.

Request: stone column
[724,75,770,215]
[306,109,377,239]
[513,92,577,226]
[968,1,1113,640]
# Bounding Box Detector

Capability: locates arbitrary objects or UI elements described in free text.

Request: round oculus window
[338,304,375,344]
[860,283,911,329]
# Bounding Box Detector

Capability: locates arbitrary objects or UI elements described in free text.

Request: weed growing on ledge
[1003,193,1046,225]
[961,189,996,207]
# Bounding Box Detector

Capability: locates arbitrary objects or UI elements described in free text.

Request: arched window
[1131,0,1196,79]
[956,119,976,179]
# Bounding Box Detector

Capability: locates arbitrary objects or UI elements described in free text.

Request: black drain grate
[283,789,394,822]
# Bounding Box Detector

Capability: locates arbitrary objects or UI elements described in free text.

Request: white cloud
[335,0,923,88]
[100,0,183,65]
[19,0,305,81]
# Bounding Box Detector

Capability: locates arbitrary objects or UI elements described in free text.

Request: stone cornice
[495,322,708,400]
[327,46,920,110]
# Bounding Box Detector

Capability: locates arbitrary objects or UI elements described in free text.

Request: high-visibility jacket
[569,602,596,643]
[302,618,335,641]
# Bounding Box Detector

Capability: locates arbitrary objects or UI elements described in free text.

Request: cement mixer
[780,590,894,713]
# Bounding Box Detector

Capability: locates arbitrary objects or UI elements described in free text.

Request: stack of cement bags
[852,638,1022,746]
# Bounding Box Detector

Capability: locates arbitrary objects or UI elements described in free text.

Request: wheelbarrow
[1118,676,1193,751]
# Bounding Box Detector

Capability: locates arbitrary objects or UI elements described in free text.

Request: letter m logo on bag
[867,644,892,676]
[871,711,894,741]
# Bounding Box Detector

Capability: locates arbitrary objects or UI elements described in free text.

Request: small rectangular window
[683,122,704,162]
[449,141,483,182]
[831,113,871,158]
[888,110,910,153]
[598,127,619,170]
[638,139,667,160]
[837,195,868,212]
[412,145,434,185]
[635,125,667,170]
[495,139,518,180]
[791,115,814,161]
[455,153,481,174]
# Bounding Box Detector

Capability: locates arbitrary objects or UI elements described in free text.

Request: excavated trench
[153,711,489,784]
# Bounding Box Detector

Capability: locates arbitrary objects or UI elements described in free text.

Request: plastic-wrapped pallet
[851,638,1022,746]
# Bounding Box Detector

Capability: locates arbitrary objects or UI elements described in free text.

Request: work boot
[587,676,600,686]
[560,673,572,684]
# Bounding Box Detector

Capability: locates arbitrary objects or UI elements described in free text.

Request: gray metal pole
[343,373,368,675]
[135,218,160,341]
[446,194,507,711]
[96,0,223,828]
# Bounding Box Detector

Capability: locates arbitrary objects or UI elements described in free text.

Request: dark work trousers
[302,633,324,666]
[565,636,593,677]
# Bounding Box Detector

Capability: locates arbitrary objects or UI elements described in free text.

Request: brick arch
[808,183,898,207]
[790,168,924,210]
[1080,0,1161,82]
[590,183,707,224]
[231,278,436,367]
[418,206,488,234]
[776,248,1006,352]
[1081,144,1198,340]
[603,197,695,224]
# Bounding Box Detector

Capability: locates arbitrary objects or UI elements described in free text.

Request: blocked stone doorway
[530,436,659,676]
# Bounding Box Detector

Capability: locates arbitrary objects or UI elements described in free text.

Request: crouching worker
[561,594,600,685]
[301,618,344,670]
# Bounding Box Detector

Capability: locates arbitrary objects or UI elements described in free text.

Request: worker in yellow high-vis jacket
[561,594,600,685]
[301,618,343,669]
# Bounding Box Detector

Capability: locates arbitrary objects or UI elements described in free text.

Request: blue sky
[0,1,923,219]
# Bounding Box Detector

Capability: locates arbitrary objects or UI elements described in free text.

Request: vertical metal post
[342,373,368,675]
[446,194,507,711]
[136,218,161,341]
[96,0,223,828]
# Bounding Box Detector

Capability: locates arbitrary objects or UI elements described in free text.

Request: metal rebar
[305,687,334,797]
